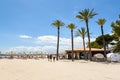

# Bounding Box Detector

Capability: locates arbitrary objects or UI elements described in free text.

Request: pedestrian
[53,56,56,62]
[49,54,52,62]
[47,55,50,61]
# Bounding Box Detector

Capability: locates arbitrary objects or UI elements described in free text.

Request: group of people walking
[47,54,56,62]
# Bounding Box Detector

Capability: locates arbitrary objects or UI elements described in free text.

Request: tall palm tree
[75,27,87,60]
[76,9,97,60]
[67,23,76,61]
[52,20,64,60]
[96,18,107,58]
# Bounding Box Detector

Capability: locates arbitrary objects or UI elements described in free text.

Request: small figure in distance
[47,54,50,61]
[53,56,56,62]
[49,54,52,62]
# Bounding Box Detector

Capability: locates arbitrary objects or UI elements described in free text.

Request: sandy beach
[0,59,120,80]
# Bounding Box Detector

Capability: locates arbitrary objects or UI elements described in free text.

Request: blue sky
[0,0,120,53]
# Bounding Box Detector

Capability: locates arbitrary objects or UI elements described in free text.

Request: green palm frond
[89,9,97,18]
[96,18,106,26]
[76,8,97,22]
[67,23,76,30]
[75,27,87,39]
[52,20,64,28]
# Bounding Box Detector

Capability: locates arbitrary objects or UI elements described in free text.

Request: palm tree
[76,9,97,60]
[75,27,87,60]
[52,20,64,60]
[96,18,107,58]
[67,23,76,61]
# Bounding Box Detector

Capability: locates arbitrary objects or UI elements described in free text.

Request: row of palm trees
[52,8,107,61]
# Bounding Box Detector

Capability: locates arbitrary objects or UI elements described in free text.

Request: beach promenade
[0,59,120,80]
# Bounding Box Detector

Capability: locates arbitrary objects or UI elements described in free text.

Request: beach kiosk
[65,48,110,60]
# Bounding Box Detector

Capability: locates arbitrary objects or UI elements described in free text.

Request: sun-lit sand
[0,59,120,80]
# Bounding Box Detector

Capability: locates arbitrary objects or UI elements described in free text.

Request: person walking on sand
[53,56,56,62]
[49,54,52,62]
[47,54,50,61]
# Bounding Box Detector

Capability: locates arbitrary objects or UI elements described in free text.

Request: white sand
[0,59,120,80]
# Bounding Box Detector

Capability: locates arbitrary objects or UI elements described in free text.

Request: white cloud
[35,35,71,47]
[9,46,56,54]
[19,35,32,39]
[36,35,57,44]
[9,46,41,53]
[5,35,96,54]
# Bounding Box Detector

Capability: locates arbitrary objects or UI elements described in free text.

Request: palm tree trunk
[101,26,107,58]
[86,21,92,61]
[71,30,74,61]
[83,38,87,60]
[56,27,60,61]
